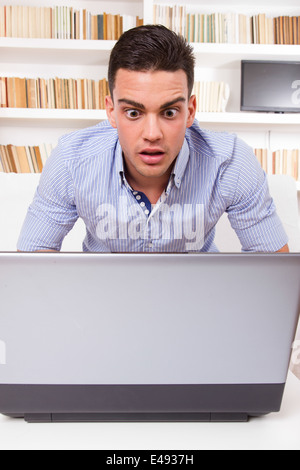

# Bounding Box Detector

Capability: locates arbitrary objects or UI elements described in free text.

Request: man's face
[106,69,196,181]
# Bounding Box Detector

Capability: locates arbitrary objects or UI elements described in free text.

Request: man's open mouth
[140,150,165,156]
[139,150,165,164]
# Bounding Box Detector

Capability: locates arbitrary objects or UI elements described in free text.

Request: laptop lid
[0,253,299,421]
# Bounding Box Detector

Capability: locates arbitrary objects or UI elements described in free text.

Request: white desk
[0,373,299,450]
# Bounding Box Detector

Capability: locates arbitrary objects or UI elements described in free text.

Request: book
[254,148,300,181]
[0,5,143,40]
[0,76,109,110]
[0,143,54,173]
[153,5,300,45]
[193,81,230,113]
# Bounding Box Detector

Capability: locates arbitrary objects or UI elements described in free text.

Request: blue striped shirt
[17,119,288,253]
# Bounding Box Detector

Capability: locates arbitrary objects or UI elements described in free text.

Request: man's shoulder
[58,120,119,161]
[185,120,242,164]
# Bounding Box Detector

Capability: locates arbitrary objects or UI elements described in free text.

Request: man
[17,25,289,253]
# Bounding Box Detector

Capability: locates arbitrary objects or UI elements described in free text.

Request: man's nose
[142,115,163,142]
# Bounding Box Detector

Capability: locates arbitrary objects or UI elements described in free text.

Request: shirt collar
[116,140,125,188]
[172,138,190,189]
[116,137,190,189]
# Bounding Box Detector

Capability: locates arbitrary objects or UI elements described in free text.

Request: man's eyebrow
[159,97,186,110]
[117,97,186,110]
[118,99,145,109]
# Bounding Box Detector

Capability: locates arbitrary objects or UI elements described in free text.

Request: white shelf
[196,112,300,130]
[0,38,116,66]
[1,109,300,130]
[0,108,107,128]
[1,38,300,68]
[191,43,300,68]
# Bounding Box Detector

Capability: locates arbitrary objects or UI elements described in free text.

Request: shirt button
[144,209,150,215]
[133,191,138,196]
[140,202,145,207]
[136,195,142,201]
[148,243,153,249]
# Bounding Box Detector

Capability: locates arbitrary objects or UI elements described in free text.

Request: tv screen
[241,61,300,113]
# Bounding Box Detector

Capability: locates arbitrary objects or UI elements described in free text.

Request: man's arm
[220,138,289,253]
[17,249,58,253]
[276,244,289,253]
[17,140,79,252]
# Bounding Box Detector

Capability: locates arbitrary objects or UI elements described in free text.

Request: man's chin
[135,161,172,179]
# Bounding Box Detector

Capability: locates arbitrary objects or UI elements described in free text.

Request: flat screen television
[241,60,300,113]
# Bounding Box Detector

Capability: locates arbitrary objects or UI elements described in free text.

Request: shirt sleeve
[219,137,289,253]
[17,141,79,252]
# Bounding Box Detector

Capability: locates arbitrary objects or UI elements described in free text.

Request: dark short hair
[108,25,195,99]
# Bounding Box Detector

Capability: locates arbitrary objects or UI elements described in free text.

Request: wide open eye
[125,109,141,119]
[163,108,178,119]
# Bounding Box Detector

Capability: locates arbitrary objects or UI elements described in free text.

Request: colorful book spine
[0,143,54,173]
[0,6,143,40]
[153,5,300,45]
[255,148,300,181]
[0,77,109,110]
[193,81,230,113]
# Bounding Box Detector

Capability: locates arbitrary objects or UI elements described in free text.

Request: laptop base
[20,412,251,422]
[0,383,284,423]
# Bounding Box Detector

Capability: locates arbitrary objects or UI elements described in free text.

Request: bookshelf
[0,0,144,145]
[1,0,300,220]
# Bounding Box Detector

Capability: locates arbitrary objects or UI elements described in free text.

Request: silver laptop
[0,252,299,423]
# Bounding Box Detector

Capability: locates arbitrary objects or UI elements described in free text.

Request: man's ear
[186,94,197,128]
[105,95,117,128]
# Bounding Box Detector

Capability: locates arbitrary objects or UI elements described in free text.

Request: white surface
[0,372,299,450]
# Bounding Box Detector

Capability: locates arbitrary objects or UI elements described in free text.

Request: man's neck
[125,172,171,205]
[123,159,174,205]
